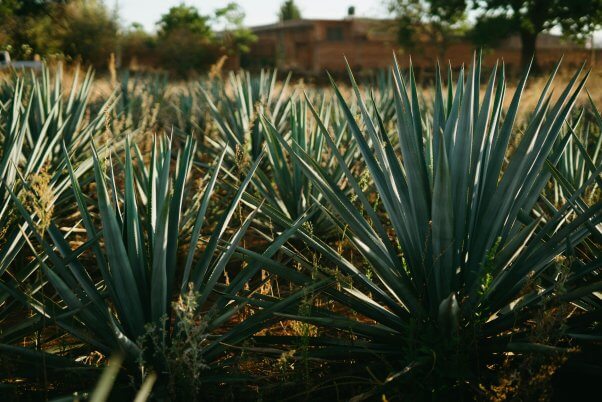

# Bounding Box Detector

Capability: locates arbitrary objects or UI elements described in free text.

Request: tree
[388,0,467,58]
[0,0,66,17]
[154,2,256,75]
[120,23,157,69]
[278,0,301,22]
[57,0,118,67]
[0,0,68,58]
[0,1,117,66]
[471,0,602,71]
[214,3,256,55]
[157,4,212,38]
[156,5,217,76]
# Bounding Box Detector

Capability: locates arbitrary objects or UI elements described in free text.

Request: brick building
[241,18,598,73]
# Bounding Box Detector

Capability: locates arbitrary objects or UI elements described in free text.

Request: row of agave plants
[0,54,600,400]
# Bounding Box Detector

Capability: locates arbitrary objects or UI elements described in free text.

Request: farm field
[0,55,601,401]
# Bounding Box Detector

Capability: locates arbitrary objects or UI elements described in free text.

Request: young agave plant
[1,66,114,335]
[6,135,298,395]
[172,74,223,143]
[113,70,168,133]
[548,100,601,206]
[202,69,292,162]
[546,99,602,349]
[264,56,602,397]
[247,97,357,236]
[23,64,112,161]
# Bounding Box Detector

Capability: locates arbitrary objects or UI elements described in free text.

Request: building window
[326,27,344,41]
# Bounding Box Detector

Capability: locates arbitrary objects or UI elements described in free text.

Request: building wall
[246,20,598,74]
[246,24,316,70]
[313,41,397,71]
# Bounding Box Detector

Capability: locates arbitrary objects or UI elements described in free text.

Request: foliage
[4,133,300,397]
[471,0,602,69]
[57,0,118,68]
[252,96,358,236]
[278,0,302,22]
[201,69,292,162]
[119,24,158,71]
[214,3,257,55]
[157,5,213,38]
[0,64,117,398]
[155,5,216,76]
[0,1,253,72]
[548,101,601,205]
[470,14,518,47]
[0,64,113,276]
[0,0,118,68]
[1,59,601,400]
[256,55,602,398]
[155,3,256,76]
[0,0,65,59]
[388,0,468,55]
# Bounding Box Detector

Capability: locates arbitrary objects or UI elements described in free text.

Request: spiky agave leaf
[201,68,292,162]
[0,65,119,360]
[113,69,168,133]
[549,97,601,206]
[0,63,117,273]
[5,134,308,393]
[246,96,358,237]
[257,55,601,396]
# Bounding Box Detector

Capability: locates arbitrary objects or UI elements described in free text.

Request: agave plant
[366,68,396,125]
[202,69,292,162]
[546,97,602,348]
[112,70,168,134]
[256,56,602,398]
[548,100,601,206]
[243,97,358,237]
[0,65,113,242]
[3,134,309,397]
[1,65,115,342]
[172,74,223,144]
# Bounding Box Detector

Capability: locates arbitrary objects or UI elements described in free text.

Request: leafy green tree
[278,0,302,22]
[155,3,255,75]
[214,2,256,55]
[0,0,67,58]
[391,0,602,70]
[0,1,117,66]
[471,0,602,70]
[58,0,118,67]
[157,4,212,38]
[0,0,65,17]
[388,0,467,58]
[156,5,216,76]
[120,23,157,69]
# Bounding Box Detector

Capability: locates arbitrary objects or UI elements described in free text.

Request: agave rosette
[253,55,602,395]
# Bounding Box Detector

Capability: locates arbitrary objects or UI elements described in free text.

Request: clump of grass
[18,168,54,236]
[138,285,210,400]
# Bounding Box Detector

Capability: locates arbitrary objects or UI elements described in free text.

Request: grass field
[0,55,600,401]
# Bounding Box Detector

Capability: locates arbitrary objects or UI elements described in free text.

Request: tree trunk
[520,29,539,73]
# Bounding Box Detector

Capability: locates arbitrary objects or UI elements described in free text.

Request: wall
[246,20,600,75]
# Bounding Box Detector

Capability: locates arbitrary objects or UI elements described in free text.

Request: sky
[117,0,387,32]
